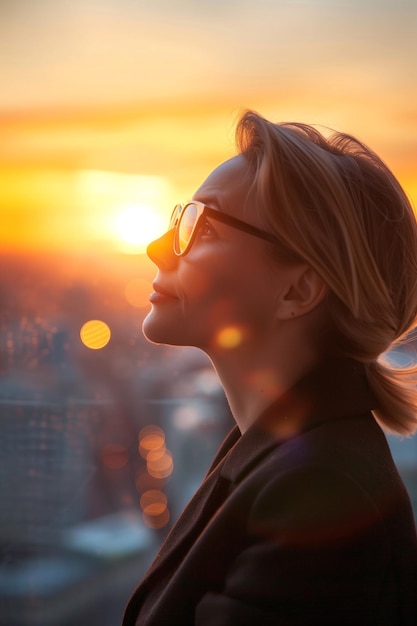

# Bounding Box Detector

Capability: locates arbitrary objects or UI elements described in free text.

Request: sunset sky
[1,0,416,253]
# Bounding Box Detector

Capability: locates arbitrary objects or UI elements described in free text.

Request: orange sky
[1,0,416,253]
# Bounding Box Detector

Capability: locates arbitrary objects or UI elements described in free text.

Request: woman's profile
[123,111,417,625]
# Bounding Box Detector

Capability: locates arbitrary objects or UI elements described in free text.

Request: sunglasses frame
[169,201,282,256]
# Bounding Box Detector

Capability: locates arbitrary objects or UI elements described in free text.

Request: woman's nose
[146,229,178,270]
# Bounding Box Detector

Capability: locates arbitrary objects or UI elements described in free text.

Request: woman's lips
[149,283,177,303]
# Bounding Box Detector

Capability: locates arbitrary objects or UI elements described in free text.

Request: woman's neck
[208,331,320,433]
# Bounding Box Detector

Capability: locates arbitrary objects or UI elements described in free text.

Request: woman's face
[142,155,290,354]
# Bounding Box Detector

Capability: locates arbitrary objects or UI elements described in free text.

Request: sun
[75,170,173,254]
[112,204,166,253]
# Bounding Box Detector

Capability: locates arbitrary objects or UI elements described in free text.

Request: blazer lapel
[129,427,240,601]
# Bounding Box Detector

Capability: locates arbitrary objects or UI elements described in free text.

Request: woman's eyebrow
[193,192,223,212]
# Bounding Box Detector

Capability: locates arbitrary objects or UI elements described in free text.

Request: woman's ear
[276,266,328,320]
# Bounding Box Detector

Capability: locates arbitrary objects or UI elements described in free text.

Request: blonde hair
[237,110,417,436]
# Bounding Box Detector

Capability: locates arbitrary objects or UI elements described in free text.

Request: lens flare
[215,325,244,349]
[138,425,165,459]
[80,320,111,349]
[147,449,173,479]
[246,368,281,398]
[140,489,168,515]
[142,507,170,530]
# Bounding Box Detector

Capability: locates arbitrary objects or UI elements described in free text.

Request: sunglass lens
[170,205,182,229]
[177,203,198,254]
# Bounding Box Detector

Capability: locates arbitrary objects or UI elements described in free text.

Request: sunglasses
[169,201,281,256]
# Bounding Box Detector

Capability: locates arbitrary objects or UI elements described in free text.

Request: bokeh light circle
[80,319,111,349]
[215,325,244,349]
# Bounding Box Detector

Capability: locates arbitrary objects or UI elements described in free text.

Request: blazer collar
[220,358,376,485]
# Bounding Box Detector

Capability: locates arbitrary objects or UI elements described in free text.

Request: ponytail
[366,358,417,437]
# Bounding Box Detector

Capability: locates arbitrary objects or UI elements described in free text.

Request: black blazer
[123,360,417,625]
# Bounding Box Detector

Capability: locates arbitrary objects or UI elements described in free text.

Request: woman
[123,111,417,625]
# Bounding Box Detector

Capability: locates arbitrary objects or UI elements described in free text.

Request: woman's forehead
[193,155,253,216]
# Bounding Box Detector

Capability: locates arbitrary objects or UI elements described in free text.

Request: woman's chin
[142,311,182,347]
[142,315,167,345]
